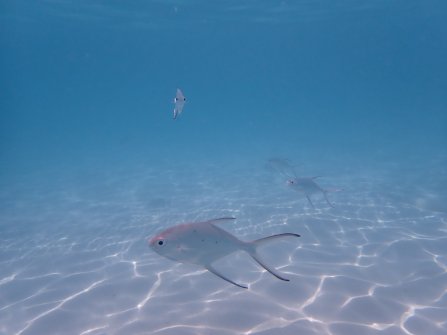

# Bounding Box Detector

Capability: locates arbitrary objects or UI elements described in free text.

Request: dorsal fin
[207,217,236,225]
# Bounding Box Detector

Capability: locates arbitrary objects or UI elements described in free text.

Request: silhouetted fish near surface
[149,217,300,289]
[287,177,341,209]
[173,88,186,119]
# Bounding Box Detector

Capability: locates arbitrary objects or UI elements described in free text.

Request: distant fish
[266,158,340,208]
[287,176,341,208]
[173,88,186,119]
[266,157,297,179]
[149,217,300,289]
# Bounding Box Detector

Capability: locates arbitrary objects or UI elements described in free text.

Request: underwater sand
[1,155,446,335]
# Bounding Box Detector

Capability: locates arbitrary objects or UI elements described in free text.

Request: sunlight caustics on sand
[1,159,446,335]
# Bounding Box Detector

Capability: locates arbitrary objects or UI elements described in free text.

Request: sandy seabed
[1,157,446,335]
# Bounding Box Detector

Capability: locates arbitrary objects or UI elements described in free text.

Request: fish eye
[158,240,165,246]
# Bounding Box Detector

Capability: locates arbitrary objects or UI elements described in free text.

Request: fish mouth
[148,236,158,247]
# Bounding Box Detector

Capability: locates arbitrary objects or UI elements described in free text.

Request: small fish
[173,88,186,119]
[287,176,340,208]
[149,217,300,289]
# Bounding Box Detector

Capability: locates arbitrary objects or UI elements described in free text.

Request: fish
[149,217,300,289]
[266,158,340,208]
[287,176,339,208]
[173,88,186,119]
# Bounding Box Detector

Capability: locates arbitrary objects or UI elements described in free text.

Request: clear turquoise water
[1,1,446,334]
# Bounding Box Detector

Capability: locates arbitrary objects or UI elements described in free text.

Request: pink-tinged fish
[173,88,186,119]
[149,217,300,289]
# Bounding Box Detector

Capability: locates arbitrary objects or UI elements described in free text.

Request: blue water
[1,1,447,334]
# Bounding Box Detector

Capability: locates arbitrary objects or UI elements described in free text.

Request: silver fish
[149,217,300,289]
[173,88,186,119]
[287,176,336,208]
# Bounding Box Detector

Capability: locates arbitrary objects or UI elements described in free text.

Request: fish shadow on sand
[267,158,342,209]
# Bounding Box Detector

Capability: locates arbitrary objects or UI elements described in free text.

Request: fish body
[173,88,186,119]
[150,218,244,266]
[287,176,335,208]
[149,217,300,288]
[288,177,323,194]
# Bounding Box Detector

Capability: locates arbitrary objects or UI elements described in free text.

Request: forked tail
[248,233,300,281]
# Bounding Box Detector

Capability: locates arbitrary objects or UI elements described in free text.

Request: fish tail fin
[248,233,300,282]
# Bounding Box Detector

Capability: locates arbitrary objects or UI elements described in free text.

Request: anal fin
[205,264,248,289]
[323,191,335,208]
[306,194,315,208]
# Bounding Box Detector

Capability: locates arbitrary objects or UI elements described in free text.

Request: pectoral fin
[205,264,248,289]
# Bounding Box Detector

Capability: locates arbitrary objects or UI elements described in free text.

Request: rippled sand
[1,158,446,335]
